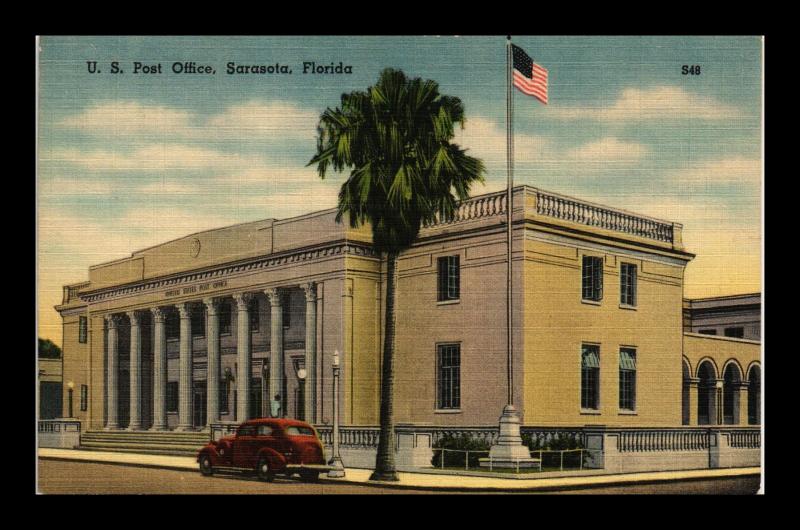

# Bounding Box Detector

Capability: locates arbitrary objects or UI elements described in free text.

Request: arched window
[697,361,717,425]
[722,363,742,425]
[748,365,761,425]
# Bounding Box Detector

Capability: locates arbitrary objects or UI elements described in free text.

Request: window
[237,425,256,437]
[620,263,637,306]
[699,329,717,336]
[219,380,229,414]
[78,316,88,344]
[249,298,260,332]
[80,384,88,412]
[219,302,232,335]
[286,426,315,436]
[437,256,460,302]
[256,425,273,436]
[436,344,461,409]
[166,312,179,340]
[724,327,744,339]
[619,348,637,411]
[582,256,603,302]
[166,382,179,413]
[191,306,205,337]
[581,344,600,410]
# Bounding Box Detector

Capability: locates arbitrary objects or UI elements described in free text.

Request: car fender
[197,445,222,464]
[256,447,286,471]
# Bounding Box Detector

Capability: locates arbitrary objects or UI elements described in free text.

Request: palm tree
[309,68,485,481]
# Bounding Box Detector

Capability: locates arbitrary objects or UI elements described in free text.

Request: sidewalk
[38,448,761,492]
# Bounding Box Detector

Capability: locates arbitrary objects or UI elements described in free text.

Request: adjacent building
[52,186,761,435]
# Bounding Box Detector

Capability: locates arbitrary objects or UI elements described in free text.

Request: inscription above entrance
[165,280,227,298]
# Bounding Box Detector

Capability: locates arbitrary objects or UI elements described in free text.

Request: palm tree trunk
[370,250,400,481]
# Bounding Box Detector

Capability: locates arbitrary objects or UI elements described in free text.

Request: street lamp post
[328,350,345,478]
[67,381,74,418]
[297,368,307,421]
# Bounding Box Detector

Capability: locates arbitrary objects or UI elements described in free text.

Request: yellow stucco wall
[683,333,761,381]
[523,235,686,427]
[60,311,91,424]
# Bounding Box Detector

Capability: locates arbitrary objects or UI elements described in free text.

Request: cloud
[549,86,742,123]
[58,101,194,136]
[562,137,649,163]
[39,176,114,196]
[206,101,319,140]
[57,99,320,141]
[454,117,648,187]
[45,144,268,172]
[666,156,761,192]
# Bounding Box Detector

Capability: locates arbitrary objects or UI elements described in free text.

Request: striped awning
[620,349,637,370]
[582,348,600,369]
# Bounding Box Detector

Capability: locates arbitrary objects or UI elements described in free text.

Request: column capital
[203,297,221,314]
[265,287,282,306]
[104,313,122,328]
[126,310,141,326]
[176,301,193,319]
[302,282,317,303]
[150,306,166,322]
[232,292,253,311]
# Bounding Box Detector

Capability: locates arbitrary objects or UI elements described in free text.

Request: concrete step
[77,445,201,457]
[80,440,202,452]
[82,432,210,441]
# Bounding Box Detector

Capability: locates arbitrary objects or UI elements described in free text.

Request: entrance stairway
[80,430,211,457]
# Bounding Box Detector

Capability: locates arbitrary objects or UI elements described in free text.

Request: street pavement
[37,448,762,494]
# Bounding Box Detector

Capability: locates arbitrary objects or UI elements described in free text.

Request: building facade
[53,186,761,433]
[683,293,761,341]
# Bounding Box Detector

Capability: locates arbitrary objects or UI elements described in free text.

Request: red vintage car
[197,418,332,482]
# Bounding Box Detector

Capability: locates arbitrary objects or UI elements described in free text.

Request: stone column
[738,381,750,426]
[687,378,699,426]
[176,302,194,431]
[267,288,284,417]
[150,307,168,431]
[715,379,724,426]
[127,311,142,430]
[104,314,120,430]
[233,293,251,422]
[204,297,220,426]
[303,283,317,423]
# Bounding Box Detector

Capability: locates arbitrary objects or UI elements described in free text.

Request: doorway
[193,381,207,428]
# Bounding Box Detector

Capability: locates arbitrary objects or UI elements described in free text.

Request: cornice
[79,241,377,304]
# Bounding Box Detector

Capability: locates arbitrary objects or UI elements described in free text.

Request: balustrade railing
[615,429,710,452]
[727,430,761,448]
[424,192,507,227]
[38,419,81,433]
[535,190,674,243]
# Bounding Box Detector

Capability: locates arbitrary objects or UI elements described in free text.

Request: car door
[255,424,278,462]
[232,425,257,468]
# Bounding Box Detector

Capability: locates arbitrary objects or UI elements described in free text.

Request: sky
[37,36,763,347]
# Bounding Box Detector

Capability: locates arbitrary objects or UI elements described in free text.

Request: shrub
[431,434,491,468]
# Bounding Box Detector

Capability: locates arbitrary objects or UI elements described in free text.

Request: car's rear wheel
[299,470,320,483]
[199,455,213,476]
[257,457,275,482]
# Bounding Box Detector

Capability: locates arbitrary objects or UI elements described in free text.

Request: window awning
[582,348,600,369]
[620,349,637,370]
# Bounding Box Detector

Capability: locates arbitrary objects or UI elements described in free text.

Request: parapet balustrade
[422,187,676,244]
[535,190,674,243]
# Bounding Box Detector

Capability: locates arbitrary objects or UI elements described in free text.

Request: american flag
[511,44,548,105]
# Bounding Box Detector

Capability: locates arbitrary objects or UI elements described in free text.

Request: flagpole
[506,35,514,407]
[485,37,536,469]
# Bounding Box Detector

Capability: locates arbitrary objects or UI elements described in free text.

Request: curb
[39,453,760,492]
[39,455,196,473]
[318,470,761,492]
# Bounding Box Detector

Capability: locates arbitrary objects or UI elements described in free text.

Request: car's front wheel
[257,457,275,482]
[199,455,213,476]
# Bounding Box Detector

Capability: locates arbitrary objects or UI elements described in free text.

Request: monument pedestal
[480,404,539,469]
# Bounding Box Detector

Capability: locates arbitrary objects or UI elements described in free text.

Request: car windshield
[285,426,315,437]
